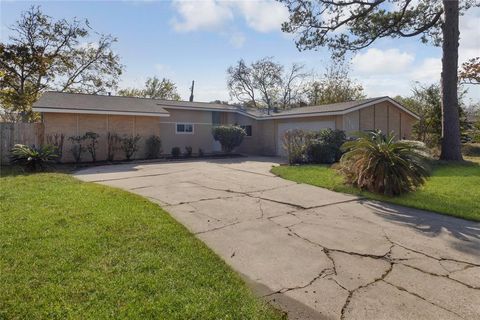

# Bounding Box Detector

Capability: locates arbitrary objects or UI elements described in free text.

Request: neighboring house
[32,91,419,161]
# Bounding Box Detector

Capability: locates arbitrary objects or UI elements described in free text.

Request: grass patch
[0,173,282,319]
[271,157,480,222]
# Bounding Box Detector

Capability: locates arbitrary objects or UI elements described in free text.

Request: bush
[68,135,86,163]
[212,126,246,153]
[10,144,58,171]
[283,128,346,164]
[339,131,431,196]
[46,133,65,162]
[84,132,100,162]
[282,129,311,164]
[198,148,205,157]
[145,135,162,159]
[121,135,141,160]
[307,142,338,164]
[184,146,192,158]
[462,143,480,157]
[307,129,346,164]
[171,147,181,158]
[107,132,121,162]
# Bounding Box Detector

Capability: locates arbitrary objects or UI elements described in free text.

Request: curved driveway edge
[75,157,480,320]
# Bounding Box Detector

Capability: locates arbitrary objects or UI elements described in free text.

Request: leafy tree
[118,77,181,100]
[306,60,365,105]
[280,0,479,160]
[227,57,310,112]
[395,84,469,147]
[459,57,480,85]
[0,6,123,122]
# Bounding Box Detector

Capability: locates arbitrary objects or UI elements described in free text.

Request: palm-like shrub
[10,144,58,171]
[339,131,431,196]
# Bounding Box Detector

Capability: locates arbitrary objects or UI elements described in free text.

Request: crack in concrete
[194,221,241,235]
[215,163,280,178]
[188,180,296,199]
[397,262,480,290]
[86,160,479,319]
[281,222,476,319]
[262,267,337,298]
[174,194,244,206]
[85,168,192,183]
[340,262,394,320]
[286,223,392,259]
[183,203,223,223]
[388,238,480,268]
[382,280,466,319]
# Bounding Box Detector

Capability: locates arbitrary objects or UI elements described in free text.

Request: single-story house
[32,92,419,162]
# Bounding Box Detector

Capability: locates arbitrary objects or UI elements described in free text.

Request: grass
[0,173,282,320]
[271,157,480,222]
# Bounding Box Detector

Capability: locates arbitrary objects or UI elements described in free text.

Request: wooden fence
[0,123,44,164]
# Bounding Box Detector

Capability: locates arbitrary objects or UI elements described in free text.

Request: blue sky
[1,0,479,103]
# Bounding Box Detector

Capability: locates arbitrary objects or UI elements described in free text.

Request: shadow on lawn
[365,201,480,256]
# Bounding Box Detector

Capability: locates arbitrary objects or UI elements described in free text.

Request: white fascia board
[32,107,170,117]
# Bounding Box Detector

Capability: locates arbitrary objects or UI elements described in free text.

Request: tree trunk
[440,0,463,161]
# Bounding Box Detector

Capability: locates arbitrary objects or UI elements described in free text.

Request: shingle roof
[33,92,170,116]
[241,96,418,120]
[269,97,383,116]
[33,92,418,120]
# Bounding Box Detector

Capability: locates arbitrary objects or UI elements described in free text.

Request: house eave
[32,107,170,117]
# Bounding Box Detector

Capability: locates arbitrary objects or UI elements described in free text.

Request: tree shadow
[364,200,480,256]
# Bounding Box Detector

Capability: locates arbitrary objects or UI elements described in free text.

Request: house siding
[41,100,417,161]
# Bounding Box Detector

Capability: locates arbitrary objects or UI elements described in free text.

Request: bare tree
[227,59,257,108]
[280,63,310,108]
[251,57,283,113]
[227,57,310,112]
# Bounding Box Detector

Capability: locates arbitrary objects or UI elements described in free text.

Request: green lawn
[271,157,480,221]
[0,173,282,320]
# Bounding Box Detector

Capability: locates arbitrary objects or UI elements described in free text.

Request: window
[176,123,194,134]
[240,125,252,137]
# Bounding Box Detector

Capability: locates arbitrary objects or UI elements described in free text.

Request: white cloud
[235,0,289,33]
[170,0,288,33]
[352,48,415,74]
[459,7,480,63]
[228,32,246,48]
[170,0,233,32]
[410,58,441,82]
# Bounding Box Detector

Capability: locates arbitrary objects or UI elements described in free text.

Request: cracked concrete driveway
[75,157,480,320]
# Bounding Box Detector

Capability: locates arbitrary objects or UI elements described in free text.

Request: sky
[1,0,479,104]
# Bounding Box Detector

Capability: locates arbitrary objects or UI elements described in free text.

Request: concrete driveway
[75,157,480,320]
